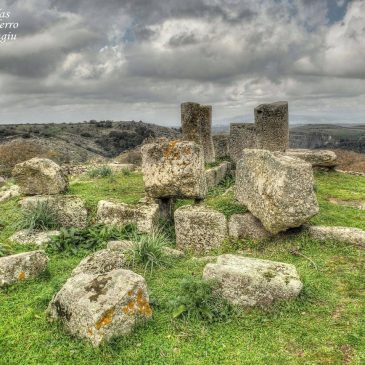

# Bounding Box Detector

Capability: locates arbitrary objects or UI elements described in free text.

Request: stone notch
[255,101,289,152]
[228,123,257,163]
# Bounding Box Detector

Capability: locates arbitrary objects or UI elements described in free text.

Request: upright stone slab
[141,140,207,199]
[198,105,215,163]
[255,101,289,152]
[213,135,229,159]
[235,149,319,234]
[229,123,257,163]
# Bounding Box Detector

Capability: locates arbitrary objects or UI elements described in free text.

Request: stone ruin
[181,102,216,163]
[228,123,257,163]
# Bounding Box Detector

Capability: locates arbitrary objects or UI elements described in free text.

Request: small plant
[87,166,113,178]
[125,229,170,273]
[121,168,132,176]
[168,276,235,322]
[17,201,59,231]
[0,243,12,257]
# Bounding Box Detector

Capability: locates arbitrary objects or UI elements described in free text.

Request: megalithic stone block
[255,101,289,152]
[198,105,215,163]
[228,123,257,163]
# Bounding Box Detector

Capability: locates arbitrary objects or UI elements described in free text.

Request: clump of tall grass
[87,166,113,178]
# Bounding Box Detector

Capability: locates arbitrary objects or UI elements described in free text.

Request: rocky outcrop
[203,254,302,307]
[235,149,319,234]
[12,158,68,195]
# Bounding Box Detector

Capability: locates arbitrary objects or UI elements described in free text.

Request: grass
[0,170,364,364]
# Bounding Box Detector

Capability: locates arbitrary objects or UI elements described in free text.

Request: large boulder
[174,205,227,253]
[141,140,207,199]
[228,213,273,241]
[308,226,365,248]
[0,250,48,287]
[285,149,337,168]
[47,269,151,346]
[12,158,68,195]
[9,229,60,246]
[96,200,159,233]
[20,195,88,228]
[235,149,319,234]
[203,254,302,307]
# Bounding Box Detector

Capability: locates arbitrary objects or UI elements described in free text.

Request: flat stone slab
[0,250,48,287]
[285,149,337,168]
[96,200,159,233]
[203,254,303,307]
[308,226,365,248]
[9,230,60,246]
[47,269,151,347]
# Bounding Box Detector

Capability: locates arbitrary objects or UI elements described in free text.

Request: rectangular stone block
[228,123,257,163]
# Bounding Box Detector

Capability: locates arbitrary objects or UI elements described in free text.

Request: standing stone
[174,205,227,253]
[141,140,207,199]
[255,101,289,152]
[229,123,257,163]
[235,149,319,234]
[213,135,229,159]
[12,158,68,195]
[198,105,215,163]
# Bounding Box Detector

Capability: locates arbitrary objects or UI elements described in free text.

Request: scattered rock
[0,250,48,287]
[96,200,159,233]
[162,247,185,259]
[285,149,337,168]
[71,249,126,277]
[235,149,319,234]
[190,255,218,264]
[107,240,134,251]
[0,185,20,203]
[174,205,227,253]
[205,162,232,189]
[9,230,60,246]
[141,140,207,199]
[308,226,365,248]
[12,158,68,196]
[20,195,88,228]
[328,198,365,211]
[228,213,273,241]
[0,177,5,187]
[47,269,151,346]
[203,254,303,307]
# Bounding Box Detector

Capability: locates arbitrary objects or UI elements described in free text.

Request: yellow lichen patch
[127,290,133,296]
[122,288,152,317]
[18,272,26,281]
[95,308,115,330]
[162,140,180,159]
[87,328,93,337]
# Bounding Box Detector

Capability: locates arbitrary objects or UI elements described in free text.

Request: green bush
[121,168,132,176]
[17,201,59,231]
[87,166,113,178]
[125,229,170,273]
[0,243,12,257]
[48,224,136,255]
[168,276,235,322]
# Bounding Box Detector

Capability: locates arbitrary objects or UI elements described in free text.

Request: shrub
[168,276,235,322]
[87,166,113,178]
[17,201,59,231]
[121,168,132,176]
[125,229,170,273]
[0,243,12,257]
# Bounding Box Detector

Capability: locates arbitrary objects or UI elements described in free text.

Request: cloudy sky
[0,0,364,126]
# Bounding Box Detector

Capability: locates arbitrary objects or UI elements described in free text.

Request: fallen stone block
[12,158,68,195]
[235,149,319,234]
[47,269,151,346]
[285,149,337,168]
[203,254,303,307]
[0,250,48,287]
[96,200,159,233]
[9,230,60,246]
[174,205,227,253]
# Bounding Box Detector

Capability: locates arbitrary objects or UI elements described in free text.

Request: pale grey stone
[228,123,257,163]
[96,200,159,233]
[198,105,215,163]
[285,149,337,168]
[12,158,68,195]
[0,250,48,287]
[0,177,5,187]
[175,205,227,253]
[9,230,60,246]
[205,162,232,189]
[308,226,365,248]
[47,269,151,347]
[213,135,229,159]
[235,149,319,234]
[107,240,134,252]
[141,140,207,199]
[203,254,303,307]
[0,185,20,203]
[228,213,273,241]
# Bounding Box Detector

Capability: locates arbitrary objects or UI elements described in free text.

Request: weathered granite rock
[285,149,337,168]
[229,123,257,163]
[174,205,227,253]
[47,269,151,347]
[308,226,365,248]
[71,250,126,277]
[12,158,68,195]
[0,185,20,203]
[0,250,48,287]
[235,149,319,234]
[9,230,60,246]
[228,213,273,241]
[255,101,289,152]
[205,162,232,190]
[213,135,229,159]
[20,195,88,228]
[198,105,215,163]
[203,254,303,307]
[141,140,207,199]
[96,200,159,233]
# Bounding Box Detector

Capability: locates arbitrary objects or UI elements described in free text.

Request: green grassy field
[0,170,364,364]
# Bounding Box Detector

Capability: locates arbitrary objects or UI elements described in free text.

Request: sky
[0,0,364,127]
